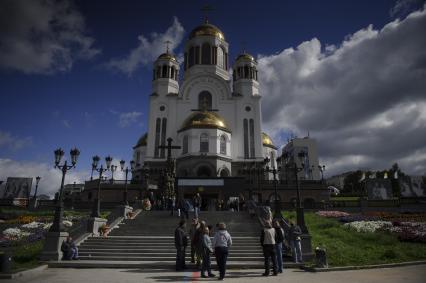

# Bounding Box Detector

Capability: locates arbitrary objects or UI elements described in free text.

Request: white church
[132,20,279,180]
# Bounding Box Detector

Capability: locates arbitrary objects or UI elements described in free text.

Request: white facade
[133,21,277,178]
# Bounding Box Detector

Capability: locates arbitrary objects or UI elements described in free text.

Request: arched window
[198,91,212,110]
[154,118,161,157]
[220,135,227,155]
[182,135,188,154]
[156,66,161,79]
[202,43,211,64]
[244,66,249,79]
[243,119,249,158]
[220,168,230,177]
[189,47,195,67]
[200,133,209,152]
[217,47,224,69]
[162,65,167,78]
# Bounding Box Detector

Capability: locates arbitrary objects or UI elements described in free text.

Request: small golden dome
[262,132,277,149]
[179,111,231,132]
[189,23,225,40]
[134,133,148,148]
[157,53,177,62]
[236,53,255,62]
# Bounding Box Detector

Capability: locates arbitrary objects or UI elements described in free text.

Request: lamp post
[295,151,308,232]
[120,159,135,205]
[49,148,80,232]
[142,165,150,200]
[90,155,112,218]
[318,165,326,182]
[264,157,282,219]
[33,176,41,200]
[110,165,117,182]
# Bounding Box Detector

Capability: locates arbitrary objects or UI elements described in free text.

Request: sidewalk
[2,264,426,283]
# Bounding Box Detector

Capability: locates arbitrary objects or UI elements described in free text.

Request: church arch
[197,165,213,177]
[200,133,209,152]
[198,91,212,110]
[219,167,230,177]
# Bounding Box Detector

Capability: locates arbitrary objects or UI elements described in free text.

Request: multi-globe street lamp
[119,159,135,205]
[318,165,326,182]
[264,157,282,219]
[49,148,80,232]
[90,155,113,218]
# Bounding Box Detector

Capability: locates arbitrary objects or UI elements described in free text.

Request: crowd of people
[175,218,232,280]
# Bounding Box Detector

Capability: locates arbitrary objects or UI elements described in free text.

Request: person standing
[212,222,232,280]
[193,193,202,218]
[273,220,285,273]
[201,227,215,278]
[190,218,201,265]
[289,221,303,263]
[169,195,176,216]
[174,220,188,271]
[260,221,278,276]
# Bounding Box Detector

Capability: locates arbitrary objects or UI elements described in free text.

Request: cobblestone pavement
[5,265,426,283]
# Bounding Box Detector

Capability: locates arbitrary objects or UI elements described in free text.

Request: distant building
[63,183,84,202]
[280,137,321,180]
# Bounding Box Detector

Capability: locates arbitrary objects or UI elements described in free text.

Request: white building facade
[133,21,277,179]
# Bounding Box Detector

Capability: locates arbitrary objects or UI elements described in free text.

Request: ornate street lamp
[318,165,326,182]
[120,159,135,205]
[49,147,80,232]
[264,157,282,219]
[91,155,112,218]
[33,176,41,200]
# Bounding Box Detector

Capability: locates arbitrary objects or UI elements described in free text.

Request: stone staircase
[49,210,301,268]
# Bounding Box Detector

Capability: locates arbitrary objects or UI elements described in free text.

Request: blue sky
[1,0,425,195]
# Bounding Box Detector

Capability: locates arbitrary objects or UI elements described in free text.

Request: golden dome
[134,133,148,148]
[179,111,231,132]
[157,53,177,62]
[236,53,255,62]
[262,132,277,149]
[189,23,225,40]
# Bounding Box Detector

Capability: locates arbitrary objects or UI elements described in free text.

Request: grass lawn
[283,211,426,267]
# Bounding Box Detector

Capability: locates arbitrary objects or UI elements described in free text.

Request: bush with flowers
[344,221,393,233]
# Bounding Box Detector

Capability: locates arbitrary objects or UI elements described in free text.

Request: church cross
[201,5,214,23]
[164,40,172,54]
[158,137,181,160]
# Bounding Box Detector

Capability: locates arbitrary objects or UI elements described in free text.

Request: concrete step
[48,260,305,269]
[78,252,263,257]
[78,247,262,252]
[77,256,265,261]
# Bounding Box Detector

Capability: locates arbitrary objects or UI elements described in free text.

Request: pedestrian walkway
[5,264,426,283]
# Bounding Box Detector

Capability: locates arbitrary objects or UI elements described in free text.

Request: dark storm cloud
[0,0,100,74]
[258,6,426,176]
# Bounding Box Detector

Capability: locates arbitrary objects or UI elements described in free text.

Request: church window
[170,67,175,79]
[217,47,224,69]
[189,47,195,67]
[200,133,209,152]
[154,118,161,158]
[159,105,165,111]
[255,69,258,81]
[195,46,200,64]
[198,91,212,110]
[182,135,188,154]
[160,118,167,158]
[237,67,242,79]
[212,46,218,65]
[162,65,167,78]
[245,106,251,112]
[220,134,227,155]
[202,43,211,64]
[249,119,255,157]
[244,66,249,79]
[243,119,249,158]
[156,67,161,79]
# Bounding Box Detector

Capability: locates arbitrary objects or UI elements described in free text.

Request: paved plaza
[5,265,426,283]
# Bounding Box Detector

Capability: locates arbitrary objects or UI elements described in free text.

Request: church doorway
[197,166,212,177]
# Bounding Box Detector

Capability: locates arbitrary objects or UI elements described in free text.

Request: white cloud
[118,112,143,128]
[0,0,100,74]
[0,158,89,197]
[0,131,33,150]
[106,17,185,76]
[258,6,426,176]
[390,0,425,18]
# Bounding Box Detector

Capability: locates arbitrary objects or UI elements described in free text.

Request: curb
[302,260,426,272]
[0,264,48,279]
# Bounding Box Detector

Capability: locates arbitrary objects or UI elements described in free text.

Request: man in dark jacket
[289,222,303,263]
[174,220,188,271]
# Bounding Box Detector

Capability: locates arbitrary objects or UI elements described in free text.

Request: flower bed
[344,221,393,233]
[315,211,350,218]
